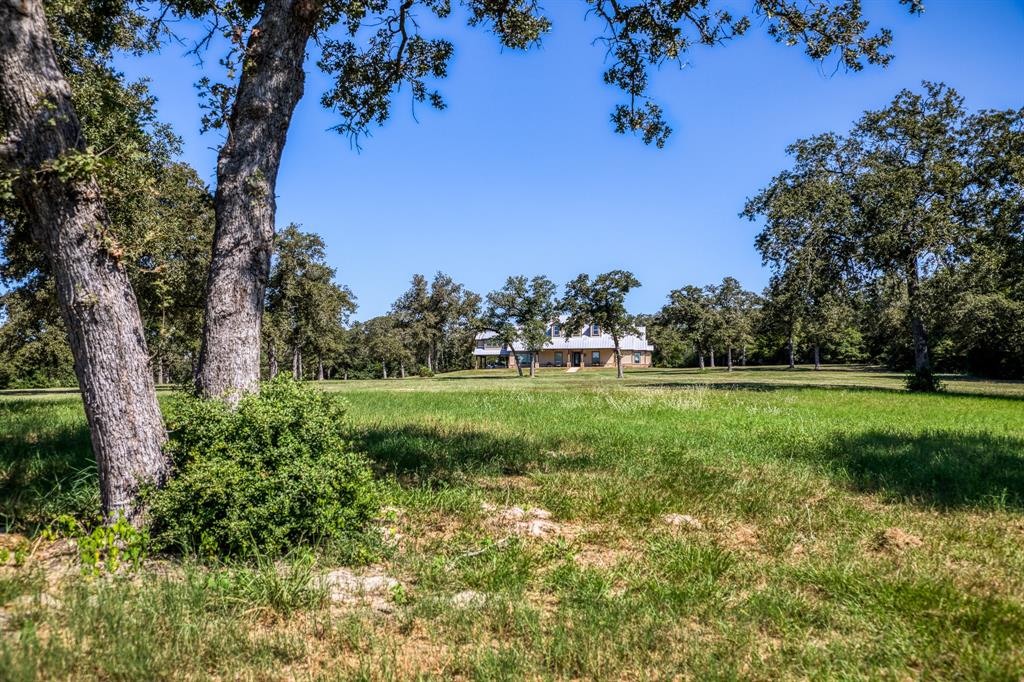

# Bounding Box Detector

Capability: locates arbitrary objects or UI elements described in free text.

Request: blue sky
[116,0,1024,320]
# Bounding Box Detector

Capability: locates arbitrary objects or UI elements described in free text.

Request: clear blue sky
[115,0,1024,320]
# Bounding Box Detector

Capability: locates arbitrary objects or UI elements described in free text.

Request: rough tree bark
[196,0,323,400]
[268,344,279,378]
[906,260,931,372]
[0,0,170,521]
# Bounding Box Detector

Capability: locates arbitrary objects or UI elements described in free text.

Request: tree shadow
[353,422,591,485]
[0,400,97,531]
[809,430,1024,510]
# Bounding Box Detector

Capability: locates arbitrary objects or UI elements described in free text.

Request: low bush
[148,378,379,558]
[416,365,434,378]
[905,367,943,392]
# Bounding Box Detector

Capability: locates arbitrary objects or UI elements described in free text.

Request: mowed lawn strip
[1,367,1023,679]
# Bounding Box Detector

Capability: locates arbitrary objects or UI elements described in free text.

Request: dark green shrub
[905,367,943,392]
[148,378,378,558]
[416,365,434,378]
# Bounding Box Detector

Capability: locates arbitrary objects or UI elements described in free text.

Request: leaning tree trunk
[0,0,170,522]
[196,0,323,400]
[906,259,931,372]
[512,344,523,377]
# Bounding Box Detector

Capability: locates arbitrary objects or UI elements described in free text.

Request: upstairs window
[589,324,601,336]
[551,323,561,337]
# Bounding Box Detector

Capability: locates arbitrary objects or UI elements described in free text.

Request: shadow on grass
[354,422,590,484]
[814,430,1024,510]
[0,400,97,531]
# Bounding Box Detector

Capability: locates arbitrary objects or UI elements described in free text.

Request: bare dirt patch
[871,527,923,554]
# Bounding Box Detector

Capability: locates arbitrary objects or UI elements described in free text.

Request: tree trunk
[292,346,301,379]
[512,344,523,377]
[727,346,733,372]
[196,0,324,401]
[813,342,821,370]
[382,360,387,379]
[530,352,536,378]
[709,348,716,368]
[344,370,348,381]
[316,356,324,380]
[787,327,796,369]
[697,347,705,370]
[741,343,747,366]
[0,0,170,522]
[157,356,165,386]
[614,338,623,379]
[906,260,931,372]
[268,345,279,379]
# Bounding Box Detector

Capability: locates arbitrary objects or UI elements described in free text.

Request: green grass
[2,366,1023,679]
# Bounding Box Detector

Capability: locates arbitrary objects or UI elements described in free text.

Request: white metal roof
[473,324,654,354]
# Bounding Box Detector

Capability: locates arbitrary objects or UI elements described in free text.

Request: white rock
[662,513,703,530]
[527,508,552,519]
[450,590,487,608]
[521,519,560,537]
[317,568,399,604]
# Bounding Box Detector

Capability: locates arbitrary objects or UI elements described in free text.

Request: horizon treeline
[2,78,1020,386]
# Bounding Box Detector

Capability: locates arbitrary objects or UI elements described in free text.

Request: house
[473,318,654,369]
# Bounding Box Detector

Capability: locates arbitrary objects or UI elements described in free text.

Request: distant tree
[563,271,641,379]
[264,225,356,380]
[392,272,480,373]
[363,315,414,379]
[708,277,760,371]
[745,83,1015,384]
[657,285,716,369]
[484,275,558,378]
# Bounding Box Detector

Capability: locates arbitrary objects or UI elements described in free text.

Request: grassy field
[2,366,1023,679]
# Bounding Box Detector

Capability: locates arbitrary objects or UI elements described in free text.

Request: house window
[551,323,561,337]
[484,338,501,348]
[591,351,601,366]
[516,353,532,367]
[633,352,642,364]
[476,340,484,349]
[590,324,601,336]
[554,352,563,367]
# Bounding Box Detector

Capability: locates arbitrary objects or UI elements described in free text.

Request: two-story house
[473,318,654,369]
